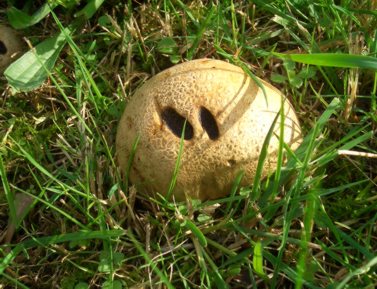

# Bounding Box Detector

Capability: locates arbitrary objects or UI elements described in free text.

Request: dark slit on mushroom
[161,107,194,140]
[0,41,7,54]
[199,106,220,140]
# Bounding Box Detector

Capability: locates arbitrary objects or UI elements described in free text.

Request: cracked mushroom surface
[116,59,302,201]
[0,25,24,74]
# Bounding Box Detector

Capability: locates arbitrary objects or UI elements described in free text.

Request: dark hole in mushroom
[199,106,219,140]
[161,107,194,140]
[0,41,7,54]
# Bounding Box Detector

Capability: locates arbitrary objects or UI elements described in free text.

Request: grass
[0,0,376,288]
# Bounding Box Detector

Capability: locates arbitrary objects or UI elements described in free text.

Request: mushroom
[116,59,302,201]
[0,25,24,74]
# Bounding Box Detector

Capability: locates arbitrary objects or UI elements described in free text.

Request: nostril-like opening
[161,107,194,140]
[0,41,7,54]
[199,106,219,140]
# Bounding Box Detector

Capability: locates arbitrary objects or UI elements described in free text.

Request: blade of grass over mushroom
[225,170,245,215]
[166,120,188,201]
[275,53,377,70]
[123,135,140,192]
[261,98,341,205]
[250,111,280,202]
[260,102,368,204]
[271,99,287,199]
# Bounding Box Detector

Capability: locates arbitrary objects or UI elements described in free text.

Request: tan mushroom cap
[0,25,24,74]
[116,59,302,201]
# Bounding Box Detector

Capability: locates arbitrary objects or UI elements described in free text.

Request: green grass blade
[186,5,216,60]
[14,187,88,230]
[262,98,341,204]
[7,3,55,29]
[126,229,175,289]
[0,156,16,227]
[166,120,187,200]
[295,189,318,289]
[74,0,105,19]
[225,170,245,215]
[183,219,207,247]
[250,111,280,201]
[1,273,30,289]
[10,139,93,201]
[124,135,140,192]
[264,250,323,289]
[318,206,374,259]
[275,53,377,70]
[271,98,341,288]
[202,249,229,289]
[271,98,287,197]
[0,230,124,275]
[335,256,377,289]
[253,241,267,278]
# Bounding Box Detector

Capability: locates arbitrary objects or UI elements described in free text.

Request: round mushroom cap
[0,25,24,74]
[116,59,302,201]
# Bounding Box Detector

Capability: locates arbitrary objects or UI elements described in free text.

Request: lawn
[0,0,376,288]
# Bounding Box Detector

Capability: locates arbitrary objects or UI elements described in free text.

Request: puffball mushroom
[116,59,302,201]
[0,25,24,74]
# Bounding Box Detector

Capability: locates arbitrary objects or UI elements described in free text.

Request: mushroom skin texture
[0,25,24,74]
[116,59,302,201]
